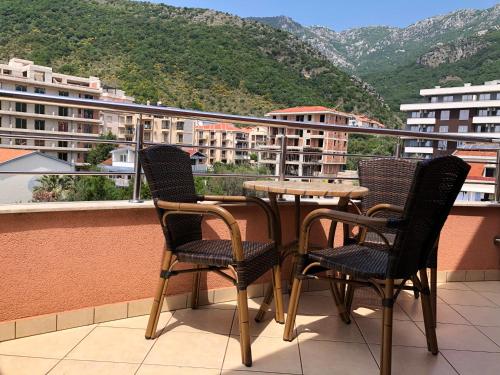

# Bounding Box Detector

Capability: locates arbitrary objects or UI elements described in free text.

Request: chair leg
[237,288,252,367]
[255,283,274,323]
[272,265,285,324]
[145,249,174,339]
[329,279,351,324]
[419,270,439,355]
[380,279,394,375]
[283,277,302,341]
[345,284,355,317]
[430,267,437,328]
[190,265,202,309]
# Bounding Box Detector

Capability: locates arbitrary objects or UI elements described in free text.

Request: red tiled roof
[101,157,113,166]
[453,150,497,181]
[454,150,497,157]
[267,106,333,114]
[195,123,250,133]
[0,148,33,164]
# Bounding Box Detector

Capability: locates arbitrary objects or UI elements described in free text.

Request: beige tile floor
[1,281,500,375]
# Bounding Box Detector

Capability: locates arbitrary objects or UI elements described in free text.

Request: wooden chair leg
[380,279,394,375]
[190,265,202,309]
[255,283,274,323]
[430,267,437,328]
[345,284,355,317]
[419,270,439,354]
[145,249,174,339]
[237,288,252,367]
[272,265,285,324]
[283,277,302,341]
[329,279,351,324]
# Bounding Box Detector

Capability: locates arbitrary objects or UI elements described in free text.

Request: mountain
[249,5,500,109]
[0,0,399,127]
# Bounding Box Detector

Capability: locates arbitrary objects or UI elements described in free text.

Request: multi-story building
[262,106,349,177]
[194,123,251,165]
[400,80,500,157]
[0,58,116,165]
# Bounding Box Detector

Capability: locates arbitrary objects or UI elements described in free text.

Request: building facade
[400,80,500,157]
[262,106,349,177]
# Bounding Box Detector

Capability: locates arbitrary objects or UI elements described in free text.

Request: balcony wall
[0,201,498,324]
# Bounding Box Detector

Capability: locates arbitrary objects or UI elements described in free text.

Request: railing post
[278,134,287,181]
[495,148,500,203]
[130,114,144,203]
[395,138,402,158]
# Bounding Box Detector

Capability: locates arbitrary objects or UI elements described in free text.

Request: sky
[152,0,499,31]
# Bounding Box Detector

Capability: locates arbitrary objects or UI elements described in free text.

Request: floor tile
[437,282,472,291]
[221,371,290,375]
[48,360,139,374]
[99,312,172,330]
[165,308,234,335]
[300,339,378,375]
[231,313,287,338]
[137,364,220,374]
[295,314,364,343]
[223,335,301,374]
[398,296,469,325]
[476,326,500,348]
[0,325,95,359]
[144,331,228,368]
[355,317,427,347]
[451,305,500,326]
[66,327,155,363]
[464,281,500,293]
[368,345,457,375]
[416,322,500,352]
[0,355,58,375]
[442,350,500,375]
[297,293,339,316]
[478,291,500,307]
[438,289,496,307]
[351,303,410,321]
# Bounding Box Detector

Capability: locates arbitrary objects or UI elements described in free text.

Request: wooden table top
[243,180,369,198]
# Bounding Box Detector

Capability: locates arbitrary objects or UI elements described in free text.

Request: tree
[32,175,75,202]
[85,131,117,166]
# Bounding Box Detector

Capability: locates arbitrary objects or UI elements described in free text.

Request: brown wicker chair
[284,156,470,375]
[139,145,284,367]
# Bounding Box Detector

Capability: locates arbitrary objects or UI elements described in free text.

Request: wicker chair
[139,145,284,367]
[284,156,470,375]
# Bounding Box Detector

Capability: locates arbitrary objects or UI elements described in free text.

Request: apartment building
[194,123,252,165]
[400,80,500,157]
[262,106,349,177]
[0,58,125,164]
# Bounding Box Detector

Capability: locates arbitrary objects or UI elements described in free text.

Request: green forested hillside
[0,0,400,127]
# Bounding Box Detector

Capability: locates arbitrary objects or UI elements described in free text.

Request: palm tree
[32,175,76,202]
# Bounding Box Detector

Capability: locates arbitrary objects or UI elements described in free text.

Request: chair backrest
[388,156,470,279]
[358,158,417,215]
[139,145,202,250]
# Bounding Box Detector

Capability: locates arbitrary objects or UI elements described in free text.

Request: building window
[307,115,312,121]
[161,120,170,129]
[440,110,450,121]
[272,115,276,119]
[58,107,69,117]
[15,118,27,129]
[478,109,488,117]
[15,85,27,92]
[58,152,68,161]
[443,96,454,102]
[35,104,45,114]
[34,139,45,147]
[282,115,288,120]
[58,141,68,148]
[15,138,27,145]
[296,115,304,122]
[479,93,491,101]
[15,102,27,112]
[83,109,94,119]
[119,154,127,162]
[58,122,68,132]
[430,96,438,103]
[35,120,45,131]
[177,134,183,143]
[83,124,92,133]
[459,110,469,120]
[176,122,184,131]
[34,87,46,94]
[59,91,69,97]
[458,125,468,133]
[462,95,473,101]
[319,114,325,122]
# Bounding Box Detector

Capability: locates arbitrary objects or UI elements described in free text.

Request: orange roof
[0,148,33,164]
[267,106,333,114]
[101,157,113,166]
[453,150,497,157]
[453,150,497,181]
[195,123,250,133]
[182,147,206,157]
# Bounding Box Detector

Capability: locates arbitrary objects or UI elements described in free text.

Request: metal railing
[0,89,499,203]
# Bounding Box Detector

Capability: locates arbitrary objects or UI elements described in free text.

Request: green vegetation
[0,0,399,127]
[346,135,396,170]
[85,131,117,165]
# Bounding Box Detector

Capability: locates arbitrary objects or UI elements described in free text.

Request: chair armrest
[199,195,278,242]
[156,199,245,261]
[366,203,404,217]
[299,209,396,254]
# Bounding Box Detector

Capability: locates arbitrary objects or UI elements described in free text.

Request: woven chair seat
[364,231,396,246]
[309,244,390,279]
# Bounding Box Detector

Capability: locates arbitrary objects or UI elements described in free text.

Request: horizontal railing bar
[0,89,498,143]
[0,131,135,145]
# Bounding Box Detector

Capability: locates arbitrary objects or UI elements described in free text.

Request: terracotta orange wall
[0,204,498,322]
